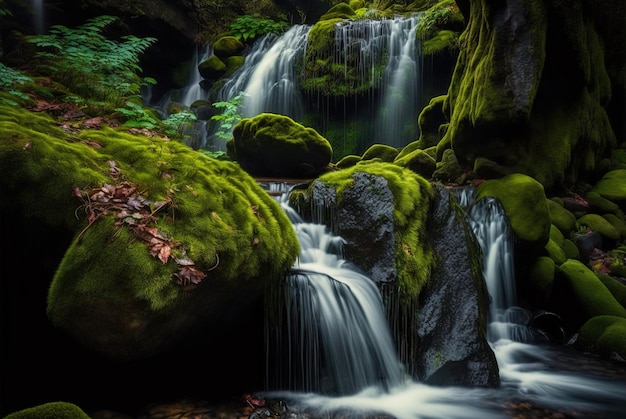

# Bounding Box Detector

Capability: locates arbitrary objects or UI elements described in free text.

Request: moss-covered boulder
[336,154,361,168]
[553,259,626,331]
[228,113,333,178]
[576,315,626,359]
[361,143,399,162]
[394,148,437,179]
[198,55,227,79]
[3,402,90,419]
[591,169,626,207]
[213,36,245,60]
[576,213,621,242]
[547,198,577,234]
[432,148,464,183]
[476,173,551,247]
[416,95,448,149]
[0,105,299,359]
[319,2,355,20]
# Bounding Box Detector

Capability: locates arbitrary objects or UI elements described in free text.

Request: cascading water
[217,15,422,150]
[268,192,407,395]
[220,25,311,120]
[32,0,45,34]
[258,185,626,418]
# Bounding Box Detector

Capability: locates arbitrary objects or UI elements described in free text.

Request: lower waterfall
[258,184,626,418]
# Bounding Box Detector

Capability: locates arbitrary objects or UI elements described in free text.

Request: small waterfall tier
[266,191,406,395]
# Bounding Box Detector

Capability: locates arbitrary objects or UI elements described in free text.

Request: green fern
[211,92,246,140]
[27,15,157,103]
[229,14,288,42]
[0,63,33,105]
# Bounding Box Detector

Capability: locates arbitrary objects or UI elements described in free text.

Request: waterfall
[179,45,211,107]
[257,184,626,418]
[267,192,406,395]
[32,0,45,34]
[219,25,311,120]
[218,16,422,150]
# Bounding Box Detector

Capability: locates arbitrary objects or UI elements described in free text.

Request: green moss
[476,173,551,246]
[361,143,399,162]
[549,224,565,246]
[316,162,435,303]
[417,95,447,149]
[422,30,459,55]
[603,213,626,240]
[230,113,332,177]
[586,191,619,214]
[213,35,245,60]
[558,259,626,321]
[0,105,299,327]
[545,238,567,265]
[596,272,626,308]
[577,315,626,359]
[562,239,580,260]
[3,402,90,419]
[393,148,436,179]
[576,214,621,241]
[336,154,362,168]
[198,55,227,79]
[320,3,356,20]
[592,169,626,202]
[547,198,577,235]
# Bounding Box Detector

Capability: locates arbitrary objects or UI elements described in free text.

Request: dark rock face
[310,172,397,284]
[416,185,500,387]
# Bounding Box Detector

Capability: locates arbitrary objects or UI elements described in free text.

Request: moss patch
[576,315,626,359]
[476,173,551,246]
[3,401,90,419]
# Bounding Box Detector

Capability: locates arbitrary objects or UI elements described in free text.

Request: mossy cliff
[0,105,299,359]
[442,0,623,191]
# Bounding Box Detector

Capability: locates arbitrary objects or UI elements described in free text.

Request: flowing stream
[258,184,626,418]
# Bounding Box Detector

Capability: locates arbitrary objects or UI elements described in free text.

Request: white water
[260,186,626,418]
[218,16,422,149]
[32,0,45,34]
[179,45,211,106]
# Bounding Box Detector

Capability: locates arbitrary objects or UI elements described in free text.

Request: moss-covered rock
[3,401,90,419]
[393,148,437,179]
[591,169,626,205]
[228,113,333,178]
[545,238,567,265]
[224,55,245,77]
[586,191,620,214]
[320,2,355,20]
[0,105,299,359]
[311,162,435,303]
[432,148,464,183]
[547,198,577,234]
[361,143,399,162]
[555,259,626,330]
[416,95,447,149]
[336,154,361,168]
[213,36,245,60]
[596,272,626,309]
[198,55,227,79]
[576,315,626,359]
[576,213,621,242]
[562,239,580,260]
[603,213,626,240]
[476,173,551,246]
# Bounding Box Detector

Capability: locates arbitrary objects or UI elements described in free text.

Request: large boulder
[0,105,299,361]
[416,184,500,387]
[228,113,333,178]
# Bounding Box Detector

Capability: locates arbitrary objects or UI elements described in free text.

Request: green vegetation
[3,401,90,419]
[0,63,33,105]
[211,92,246,140]
[228,13,288,42]
[26,15,157,104]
